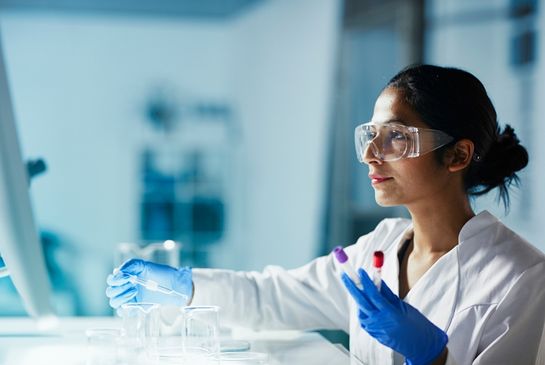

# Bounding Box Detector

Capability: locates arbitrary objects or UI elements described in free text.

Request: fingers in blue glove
[355,268,403,312]
[105,281,133,299]
[356,268,378,293]
[118,258,147,276]
[377,277,405,312]
[108,286,137,309]
[107,259,193,309]
[356,268,448,365]
[341,272,378,316]
[357,268,393,312]
[106,272,132,287]
[358,309,371,326]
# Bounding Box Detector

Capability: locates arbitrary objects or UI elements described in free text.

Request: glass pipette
[114,269,188,301]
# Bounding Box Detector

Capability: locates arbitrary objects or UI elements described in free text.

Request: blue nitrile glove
[342,269,447,365]
[105,258,193,309]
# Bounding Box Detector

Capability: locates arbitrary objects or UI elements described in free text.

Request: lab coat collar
[396,210,496,248]
[457,210,498,244]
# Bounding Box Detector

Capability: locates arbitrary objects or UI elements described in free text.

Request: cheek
[373,160,447,205]
[402,168,438,191]
[402,163,451,199]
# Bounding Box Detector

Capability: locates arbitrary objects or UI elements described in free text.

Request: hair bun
[498,125,521,149]
[493,124,528,173]
[479,124,528,187]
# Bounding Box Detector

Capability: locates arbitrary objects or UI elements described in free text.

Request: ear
[445,139,474,172]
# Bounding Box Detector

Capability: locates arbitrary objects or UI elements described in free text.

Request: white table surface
[0,317,365,365]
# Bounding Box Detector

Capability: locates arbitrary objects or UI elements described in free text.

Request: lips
[369,174,393,184]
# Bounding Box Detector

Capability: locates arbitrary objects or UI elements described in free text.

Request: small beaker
[118,302,160,361]
[85,328,124,365]
[154,304,186,359]
[182,306,221,364]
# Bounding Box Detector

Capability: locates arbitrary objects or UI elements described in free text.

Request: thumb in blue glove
[106,258,193,309]
[341,268,447,365]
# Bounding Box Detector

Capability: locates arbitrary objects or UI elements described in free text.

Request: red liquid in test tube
[373,251,384,290]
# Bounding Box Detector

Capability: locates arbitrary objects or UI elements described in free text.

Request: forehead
[371,87,428,129]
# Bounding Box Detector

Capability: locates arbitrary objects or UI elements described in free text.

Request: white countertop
[0,317,365,365]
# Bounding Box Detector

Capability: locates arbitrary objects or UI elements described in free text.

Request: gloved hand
[342,268,447,365]
[106,258,193,309]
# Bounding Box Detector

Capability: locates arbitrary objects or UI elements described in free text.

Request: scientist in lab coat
[106,65,545,365]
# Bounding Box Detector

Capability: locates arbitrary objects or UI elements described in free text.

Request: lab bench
[0,317,364,364]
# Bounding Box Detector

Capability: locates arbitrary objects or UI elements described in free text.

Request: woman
[106,65,545,365]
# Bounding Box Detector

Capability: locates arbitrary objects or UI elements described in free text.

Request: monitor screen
[0,33,54,318]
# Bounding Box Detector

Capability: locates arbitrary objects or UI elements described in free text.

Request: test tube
[372,251,384,290]
[333,246,362,289]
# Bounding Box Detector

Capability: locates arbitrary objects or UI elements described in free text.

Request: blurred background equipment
[139,89,234,268]
[115,240,182,268]
[0,34,55,318]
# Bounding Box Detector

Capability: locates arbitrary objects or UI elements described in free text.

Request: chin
[376,200,398,207]
[374,192,402,207]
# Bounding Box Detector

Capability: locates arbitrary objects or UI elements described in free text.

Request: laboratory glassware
[127,272,189,301]
[372,251,384,290]
[182,305,221,364]
[118,302,160,361]
[154,304,186,359]
[333,246,362,289]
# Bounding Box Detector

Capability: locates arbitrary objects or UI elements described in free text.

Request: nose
[361,141,383,165]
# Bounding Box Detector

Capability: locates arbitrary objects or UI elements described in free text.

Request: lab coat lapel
[382,245,401,296]
[404,245,460,331]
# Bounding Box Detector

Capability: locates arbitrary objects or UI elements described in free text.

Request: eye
[389,130,405,141]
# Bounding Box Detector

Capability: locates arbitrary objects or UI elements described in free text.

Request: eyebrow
[387,119,408,125]
[371,119,408,126]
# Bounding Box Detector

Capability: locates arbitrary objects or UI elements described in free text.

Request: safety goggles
[354,122,454,162]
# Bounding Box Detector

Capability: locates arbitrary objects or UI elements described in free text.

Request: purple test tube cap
[333,246,348,264]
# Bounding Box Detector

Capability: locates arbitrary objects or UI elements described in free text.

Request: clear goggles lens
[354,122,454,162]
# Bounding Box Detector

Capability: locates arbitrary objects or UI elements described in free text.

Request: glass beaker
[118,302,160,361]
[182,305,220,364]
[154,304,186,360]
[85,328,124,365]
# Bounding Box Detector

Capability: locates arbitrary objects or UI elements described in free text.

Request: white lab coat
[192,211,545,365]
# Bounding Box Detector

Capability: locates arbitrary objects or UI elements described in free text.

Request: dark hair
[386,64,528,210]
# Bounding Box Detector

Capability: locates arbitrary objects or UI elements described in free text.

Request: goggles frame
[355,122,454,162]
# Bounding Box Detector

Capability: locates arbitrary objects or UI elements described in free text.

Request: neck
[407,194,475,255]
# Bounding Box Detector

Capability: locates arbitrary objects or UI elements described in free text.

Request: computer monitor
[0,33,55,318]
